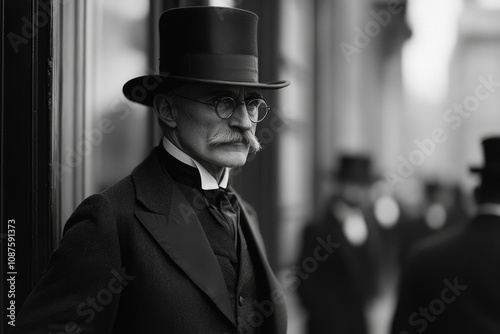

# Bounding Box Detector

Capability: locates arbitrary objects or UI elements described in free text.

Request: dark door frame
[1,0,54,330]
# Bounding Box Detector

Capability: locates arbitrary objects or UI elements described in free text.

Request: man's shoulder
[404,225,466,265]
[100,174,136,204]
[99,147,165,210]
[90,174,139,214]
[416,225,464,250]
[63,175,136,233]
[63,148,162,234]
[410,214,500,260]
[403,217,500,280]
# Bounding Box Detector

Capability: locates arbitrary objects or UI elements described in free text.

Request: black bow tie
[204,187,239,247]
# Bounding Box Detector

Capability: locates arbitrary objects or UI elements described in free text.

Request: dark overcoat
[13,148,287,334]
[297,199,379,334]
[391,213,500,334]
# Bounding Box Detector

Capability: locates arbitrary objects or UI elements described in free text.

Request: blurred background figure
[297,155,380,334]
[422,181,469,233]
[396,181,471,266]
[368,179,402,332]
[391,136,500,333]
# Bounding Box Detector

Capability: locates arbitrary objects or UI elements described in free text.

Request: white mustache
[208,131,262,153]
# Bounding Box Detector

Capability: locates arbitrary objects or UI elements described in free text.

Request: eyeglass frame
[174,94,270,123]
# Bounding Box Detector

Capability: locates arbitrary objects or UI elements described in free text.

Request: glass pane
[54,0,152,228]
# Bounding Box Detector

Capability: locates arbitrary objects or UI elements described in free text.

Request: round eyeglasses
[175,95,270,123]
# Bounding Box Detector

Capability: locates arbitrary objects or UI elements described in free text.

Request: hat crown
[482,137,500,167]
[336,155,372,183]
[160,7,258,57]
[471,137,500,174]
[159,7,259,82]
[122,6,289,107]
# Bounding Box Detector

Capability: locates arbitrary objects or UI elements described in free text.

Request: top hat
[470,137,500,175]
[334,155,373,184]
[123,6,290,107]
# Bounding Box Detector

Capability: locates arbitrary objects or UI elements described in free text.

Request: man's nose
[229,102,253,131]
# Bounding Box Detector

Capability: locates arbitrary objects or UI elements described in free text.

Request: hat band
[161,53,258,83]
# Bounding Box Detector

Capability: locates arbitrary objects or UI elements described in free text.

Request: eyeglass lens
[215,97,269,122]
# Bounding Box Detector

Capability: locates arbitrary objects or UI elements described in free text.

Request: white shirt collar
[162,137,230,190]
[477,203,500,217]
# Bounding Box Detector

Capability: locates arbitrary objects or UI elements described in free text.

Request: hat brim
[123,74,290,107]
[333,171,375,184]
[470,166,500,174]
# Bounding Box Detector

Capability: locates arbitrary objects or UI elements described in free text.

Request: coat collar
[131,147,172,215]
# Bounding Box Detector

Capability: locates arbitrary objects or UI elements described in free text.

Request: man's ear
[153,94,177,129]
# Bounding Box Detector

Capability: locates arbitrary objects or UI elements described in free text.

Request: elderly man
[13,6,289,334]
[391,137,500,334]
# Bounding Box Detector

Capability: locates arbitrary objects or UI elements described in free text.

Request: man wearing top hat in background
[13,6,288,334]
[297,155,380,334]
[391,137,500,334]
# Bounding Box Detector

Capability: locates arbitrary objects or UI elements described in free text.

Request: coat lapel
[232,189,279,287]
[131,149,236,325]
[232,189,288,334]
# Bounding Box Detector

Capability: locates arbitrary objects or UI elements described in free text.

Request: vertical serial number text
[6,219,16,326]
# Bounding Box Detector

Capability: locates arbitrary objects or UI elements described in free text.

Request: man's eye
[246,100,259,107]
[247,98,265,107]
[218,97,235,109]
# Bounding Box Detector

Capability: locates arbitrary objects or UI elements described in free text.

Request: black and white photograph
[2,0,500,333]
